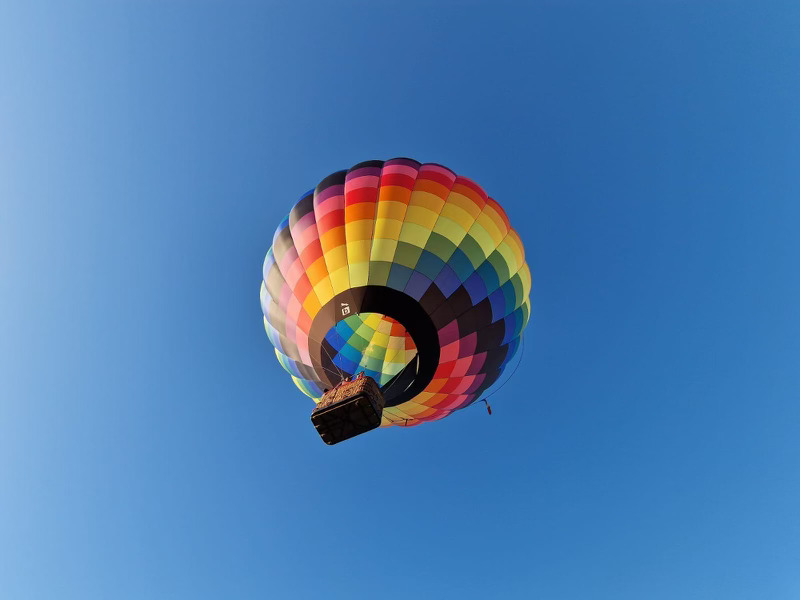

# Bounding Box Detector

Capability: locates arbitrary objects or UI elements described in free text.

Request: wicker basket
[311,374,385,445]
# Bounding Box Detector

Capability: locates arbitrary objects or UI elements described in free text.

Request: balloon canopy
[260,158,531,427]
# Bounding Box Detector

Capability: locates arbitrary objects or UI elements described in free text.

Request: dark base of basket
[311,393,383,445]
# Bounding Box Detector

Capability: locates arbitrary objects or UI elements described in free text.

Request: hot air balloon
[260,158,531,444]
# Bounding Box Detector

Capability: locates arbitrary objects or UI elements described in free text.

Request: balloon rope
[304,329,345,384]
[382,411,412,426]
[474,333,526,409]
[377,348,418,400]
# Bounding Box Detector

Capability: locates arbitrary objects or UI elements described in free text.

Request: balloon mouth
[321,312,418,388]
[308,286,441,408]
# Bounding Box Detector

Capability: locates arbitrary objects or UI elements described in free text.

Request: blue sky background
[2,1,799,598]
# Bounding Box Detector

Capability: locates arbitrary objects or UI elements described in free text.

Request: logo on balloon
[341,303,350,316]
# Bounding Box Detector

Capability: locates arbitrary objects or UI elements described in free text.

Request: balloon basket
[311,374,384,445]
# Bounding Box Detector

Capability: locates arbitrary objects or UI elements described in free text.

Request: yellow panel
[475,211,503,245]
[408,190,446,212]
[345,219,373,241]
[329,266,350,294]
[404,205,439,230]
[362,313,381,327]
[503,230,524,266]
[375,199,407,221]
[439,203,474,231]
[519,263,532,297]
[495,239,520,277]
[381,407,412,426]
[432,216,469,245]
[468,225,498,256]
[370,238,398,262]
[348,261,369,287]
[312,279,334,305]
[484,206,508,236]
[395,401,426,416]
[372,218,403,240]
[386,405,416,420]
[447,192,483,218]
[412,391,435,404]
[398,222,432,247]
[521,297,532,328]
[323,245,348,272]
[370,331,390,347]
[346,240,371,264]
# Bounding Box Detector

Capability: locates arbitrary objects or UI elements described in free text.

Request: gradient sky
[2,1,799,599]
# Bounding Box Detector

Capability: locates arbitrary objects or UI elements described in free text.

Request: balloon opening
[322,312,417,387]
[308,286,440,408]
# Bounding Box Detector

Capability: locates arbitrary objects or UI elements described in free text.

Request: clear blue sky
[2,1,799,598]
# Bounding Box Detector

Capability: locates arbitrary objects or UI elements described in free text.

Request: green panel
[393,241,424,270]
[486,249,511,286]
[459,234,487,269]
[367,260,392,286]
[423,232,458,262]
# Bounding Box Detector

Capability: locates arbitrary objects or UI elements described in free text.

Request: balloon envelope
[261,158,531,427]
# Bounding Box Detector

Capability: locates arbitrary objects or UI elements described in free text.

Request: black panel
[272,227,295,258]
[265,265,287,304]
[481,345,510,373]
[348,160,385,172]
[315,169,347,195]
[439,285,473,321]
[475,320,506,353]
[385,157,421,167]
[459,298,494,337]
[418,284,447,316]
[472,369,502,397]
[288,191,315,229]
[429,300,457,331]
